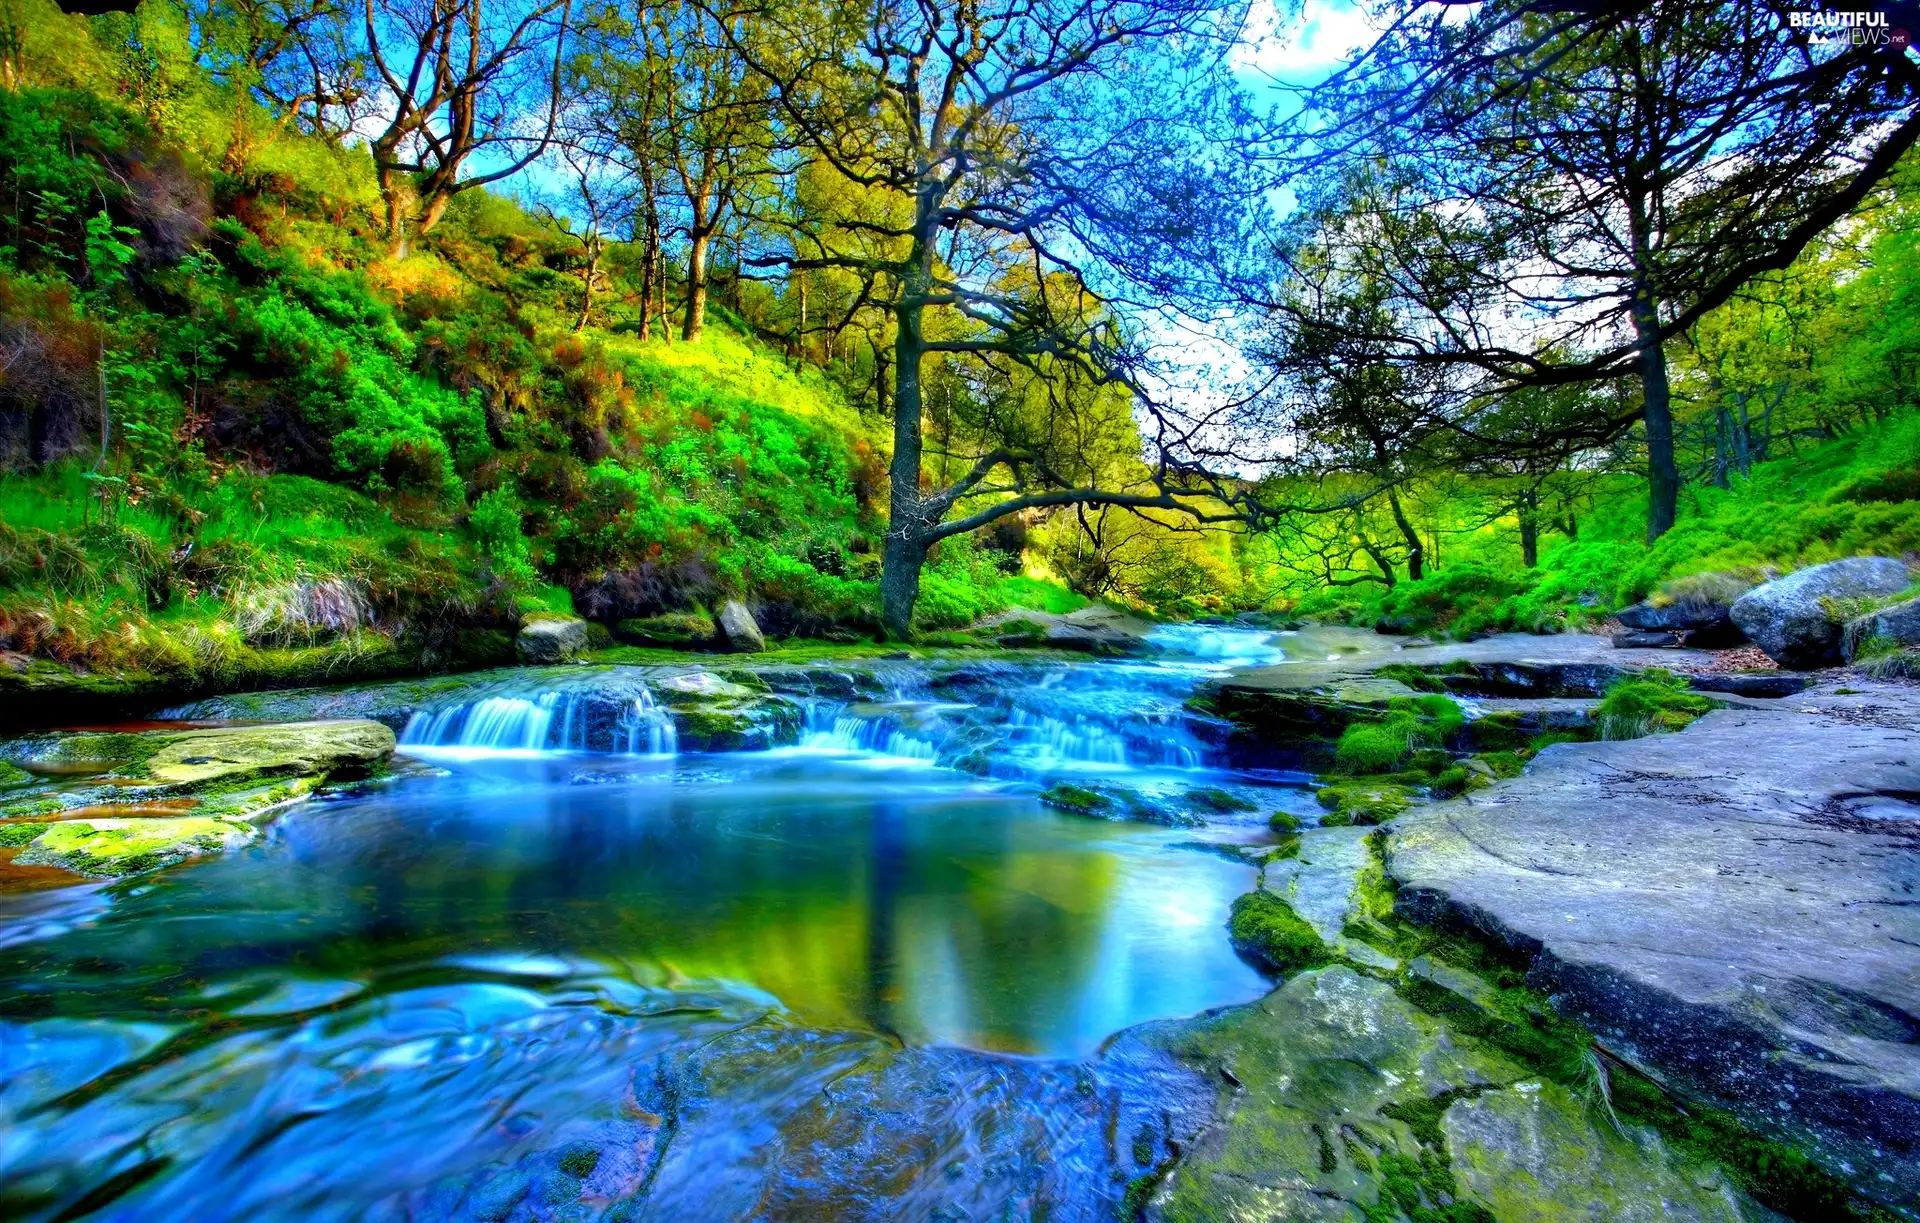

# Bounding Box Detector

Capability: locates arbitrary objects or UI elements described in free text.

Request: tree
[360,0,574,254]
[706,0,1264,637]
[1278,0,1920,541]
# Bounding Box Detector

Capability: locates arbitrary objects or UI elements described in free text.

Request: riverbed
[0,625,1313,1221]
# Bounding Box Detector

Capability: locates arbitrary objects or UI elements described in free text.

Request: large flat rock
[1386,682,1920,1211]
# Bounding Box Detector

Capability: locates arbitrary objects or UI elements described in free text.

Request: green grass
[999,575,1090,614]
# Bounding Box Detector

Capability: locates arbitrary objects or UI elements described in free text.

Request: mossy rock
[1228,890,1329,972]
[1316,781,1417,826]
[0,820,48,846]
[15,816,254,877]
[616,612,716,649]
[0,760,33,789]
[1268,809,1302,833]
[673,708,760,752]
[1445,1079,1747,1221]
[141,721,395,787]
[1039,783,1110,815]
[1184,786,1258,813]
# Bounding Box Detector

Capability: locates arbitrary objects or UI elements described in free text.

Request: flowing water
[0,626,1323,1222]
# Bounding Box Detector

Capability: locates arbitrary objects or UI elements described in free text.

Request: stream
[0,626,1343,1222]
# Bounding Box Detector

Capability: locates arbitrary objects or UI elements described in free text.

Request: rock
[1618,597,1735,633]
[649,670,799,750]
[1683,671,1806,698]
[1262,825,1398,968]
[715,600,766,653]
[1613,629,1685,649]
[1445,1079,1745,1222]
[615,612,715,649]
[1144,967,1738,1223]
[1729,556,1910,669]
[0,720,394,877]
[516,616,590,664]
[1846,596,1920,658]
[15,815,255,877]
[1387,702,1920,1209]
[985,606,1156,656]
[141,720,396,787]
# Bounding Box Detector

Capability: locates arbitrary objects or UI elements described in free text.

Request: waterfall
[399,687,677,756]
[797,701,940,761]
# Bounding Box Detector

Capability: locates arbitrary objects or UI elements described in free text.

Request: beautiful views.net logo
[1789,7,1913,48]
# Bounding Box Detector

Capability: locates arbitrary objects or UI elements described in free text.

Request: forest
[0,0,1913,691]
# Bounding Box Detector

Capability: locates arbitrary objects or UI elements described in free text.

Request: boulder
[1846,596,1920,659]
[1612,629,1685,649]
[1617,598,1732,633]
[0,719,396,876]
[1729,556,1910,669]
[1146,967,1742,1223]
[515,616,590,664]
[1388,702,1920,1208]
[615,612,716,650]
[715,600,767,653]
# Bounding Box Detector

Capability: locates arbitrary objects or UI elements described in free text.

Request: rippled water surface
[0,627,1315,1222]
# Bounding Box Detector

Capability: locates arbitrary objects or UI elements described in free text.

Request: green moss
[16,816,252,877]
[1316,781,1416,826]
[1038,783,1110,815]
[1335,721,1415,773]
[556,1143,601,1179]
[1427,766,1472,798]
[1472,751,1528,779]
[0,821,47,846]
[1184,786,1257,813]
[1267,809,1302,833]
[0,760,32,789]
[1594,668,1718,740]
[1228,890,1329,973]
[1376,663,1451,693]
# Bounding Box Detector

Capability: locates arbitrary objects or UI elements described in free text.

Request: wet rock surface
[0,720,395,876]
[1387,682,1920,1211]
[516,616,591,664]
[1142,967,1747,1223]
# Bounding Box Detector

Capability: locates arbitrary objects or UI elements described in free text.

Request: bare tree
[360,0,574,254]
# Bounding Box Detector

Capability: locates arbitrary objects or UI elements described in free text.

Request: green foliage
[1593,669,1717,740]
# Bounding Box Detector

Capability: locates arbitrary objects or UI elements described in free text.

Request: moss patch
[1594,669,1717,740]
[1038,783,1110,815]
[1228,890,1329,973]
[1316,781,1417,826]
[15,816,253,877]
[1184,786,1257,813]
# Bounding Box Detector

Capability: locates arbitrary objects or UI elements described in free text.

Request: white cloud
[1231,0,1382,81]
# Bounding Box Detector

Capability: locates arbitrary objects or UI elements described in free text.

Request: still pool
[0,692,1293,1220]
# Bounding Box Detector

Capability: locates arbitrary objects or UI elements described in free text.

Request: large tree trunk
[682,229,711,341]
[879,233,933,640]
[377,163,411,258]
[1631,281,1679,541]
[1386,489,1423,581]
